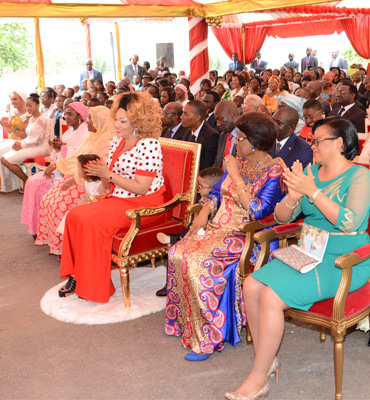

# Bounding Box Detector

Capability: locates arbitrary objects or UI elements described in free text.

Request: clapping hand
[283,161,316,200]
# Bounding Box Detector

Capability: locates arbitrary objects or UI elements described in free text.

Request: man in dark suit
[250,51,268,75]
[228,53,245,72]
[181,101,219,171]
[123,55,145,84]
[202,90,221,133]
[352,70,366,95]
[270,107,313,169]
[213,101,239,168]
[301,47,318,73]
[161,102,190,140]
[329,50,348,73]
[79,59,103,89]
[307,80,331,117]
[328,81,366,133]
[284,53,300,71]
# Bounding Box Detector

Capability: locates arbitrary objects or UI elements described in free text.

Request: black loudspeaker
[156,43,174,69]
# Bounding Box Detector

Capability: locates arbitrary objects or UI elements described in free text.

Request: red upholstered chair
[253,219,370,400]
[111,138,201,307]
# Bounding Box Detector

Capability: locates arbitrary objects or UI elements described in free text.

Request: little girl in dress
[56,154,107,234]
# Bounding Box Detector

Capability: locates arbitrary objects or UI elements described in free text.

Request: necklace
[244,154,270,175]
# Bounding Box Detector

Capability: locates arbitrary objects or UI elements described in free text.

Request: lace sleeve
[21,116,49,148]
[336,167,370,233]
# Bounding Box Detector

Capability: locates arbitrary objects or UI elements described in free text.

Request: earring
[252,146,255,152]
[133,129,140,138]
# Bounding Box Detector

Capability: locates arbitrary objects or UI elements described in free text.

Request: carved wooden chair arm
[188,203,202,216]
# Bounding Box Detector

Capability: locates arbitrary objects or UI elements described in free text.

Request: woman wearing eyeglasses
[227,117,370,400]
[165,112,286,362]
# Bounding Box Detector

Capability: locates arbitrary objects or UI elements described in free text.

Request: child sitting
[56,154,107,234]
[155,166,224,296]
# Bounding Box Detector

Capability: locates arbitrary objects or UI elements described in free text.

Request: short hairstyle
[82,91,91,99]
[113,91,162,139]
[66,87,75,95]
[236,112,278,152]
[105,99,113,107]
[233,74,245,86]
[303,99,323,112]
[88,98,100,106]
[56,94,66,100]
[339,80,358,97]
[158,78,169,87]
[147,84,160,98]
[77,154,101,182]
[187,100,207,120]
[99,92,109,101]
[199,167,224,185]
[312,117,359,160]
[301,75,313,83]
[204,90,220,103]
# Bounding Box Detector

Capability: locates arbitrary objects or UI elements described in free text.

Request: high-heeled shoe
[266,357,281,384]
[224,383,270,400]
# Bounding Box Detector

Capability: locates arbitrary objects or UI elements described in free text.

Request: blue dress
[252,164,370,310]
[165,158,286,354]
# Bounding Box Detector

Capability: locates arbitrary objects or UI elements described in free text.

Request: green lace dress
[252,164,370,310]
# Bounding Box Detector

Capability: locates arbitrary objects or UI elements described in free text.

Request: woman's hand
[283,161,316,200]
[12,141,21,151]
[49,138,63,151]
[186,206,211,238]
[61,178,75,191]
[44,163,56,178]
[223,155,239,180]
[0,119,12,130]
[84,159,111,180]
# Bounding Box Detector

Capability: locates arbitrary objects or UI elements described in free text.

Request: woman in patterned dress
[165,112,286,361]
[225,118,370,400]
[58,91,165,302]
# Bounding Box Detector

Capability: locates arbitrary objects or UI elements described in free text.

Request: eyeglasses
[161,111,175,116]
[311,137,337,147]
[304,109,322,122]
[236,136,248,142]
[198,183,213,189]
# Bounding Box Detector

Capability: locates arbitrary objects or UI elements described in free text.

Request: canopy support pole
[242,26,245,65]
[34,17,45,92]
[86,23,92,59]
[115,22,122,81]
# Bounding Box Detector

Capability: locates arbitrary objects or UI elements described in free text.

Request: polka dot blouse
[107,136,164,198]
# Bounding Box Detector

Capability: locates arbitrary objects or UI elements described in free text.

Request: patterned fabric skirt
[165,227,247,354]
[21,171,52,235]
[35,175,84,255]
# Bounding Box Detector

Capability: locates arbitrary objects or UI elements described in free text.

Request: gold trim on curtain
[34,17,45,92]
[115,22,122,80]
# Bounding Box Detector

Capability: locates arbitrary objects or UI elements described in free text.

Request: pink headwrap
[68,102,89,122]
[175,84,188,100]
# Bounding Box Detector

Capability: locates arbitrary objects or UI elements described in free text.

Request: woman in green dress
[225,118,370,400]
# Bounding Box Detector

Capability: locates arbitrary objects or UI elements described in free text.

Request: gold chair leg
[320,326,326,344]
[119,265,130,308]
[334,335,344,400]
[246,325,253,346]
[151,257,156,268]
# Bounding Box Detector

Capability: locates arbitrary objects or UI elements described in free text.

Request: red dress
[60,136,165,302]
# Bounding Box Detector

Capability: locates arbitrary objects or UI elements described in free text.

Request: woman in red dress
[59,91,165,303]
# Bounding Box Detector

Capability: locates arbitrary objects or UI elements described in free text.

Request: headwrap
[277,93,306,121]
[217,81,231,101]
[68,102,89,122]
[323,72,333,84]
[10,91,27,104]
[251,76,262,86]
[175,84,188,100]
[56,105,116,186]
[268,75,280,86]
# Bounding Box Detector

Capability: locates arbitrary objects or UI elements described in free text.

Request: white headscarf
[10,91,27,104]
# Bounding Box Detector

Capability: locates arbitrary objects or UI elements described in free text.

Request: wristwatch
[309,189,321,204]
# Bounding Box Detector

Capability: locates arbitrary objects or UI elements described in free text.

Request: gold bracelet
[237,187,249,196]
[284,196,298,209]
[236,181,245,186]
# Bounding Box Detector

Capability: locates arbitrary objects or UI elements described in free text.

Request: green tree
[209,55,225,74]
[341,46,367,67]
[0,23,32,74]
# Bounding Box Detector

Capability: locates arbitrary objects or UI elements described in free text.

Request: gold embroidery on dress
[339,208,355,233]
[321,177,347,203]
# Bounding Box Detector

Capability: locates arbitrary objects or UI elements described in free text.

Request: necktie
[223,134,233,159]
[275,142,281,156]
[234,62,237,70]
[192,134,197,142]
[257,60,260,67]
[134,65,138,74]
[338,107,346,116]
[166,129,174,139]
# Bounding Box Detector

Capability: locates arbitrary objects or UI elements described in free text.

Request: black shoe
[156,285,168,297]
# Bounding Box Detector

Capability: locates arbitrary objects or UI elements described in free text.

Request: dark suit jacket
[79,68,103,88]
[213,132,237,168]
[161,124,190,140]
[269,134,313,169]
[250,59,268,75]
[228,60,245,72]
[283,60,300,71]
[123,64,145,83]
[183,122,219,171]
[328,104,366,133]
[300,56,318,72]
[317,96,331,117]
[332,99,366,113]
[206,113,221,134]
[357,82,366,95]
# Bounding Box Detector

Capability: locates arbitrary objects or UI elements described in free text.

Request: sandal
[58,276,76,298]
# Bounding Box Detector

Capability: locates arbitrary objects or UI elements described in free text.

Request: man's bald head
[273,106,299,141]
[307,80,322,99]
[214,100,239,134]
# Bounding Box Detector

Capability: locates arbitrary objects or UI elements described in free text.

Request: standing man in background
[124,55,145,84]
[79,59,102,89]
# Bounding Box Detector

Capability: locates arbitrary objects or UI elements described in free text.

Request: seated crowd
[1,50,370,400]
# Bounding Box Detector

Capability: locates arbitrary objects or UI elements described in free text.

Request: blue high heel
[184,351,211,361]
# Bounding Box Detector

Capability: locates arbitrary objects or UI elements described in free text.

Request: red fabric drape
[341,16,370,59]
[211,26,268,65]
[85,23,92,60]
